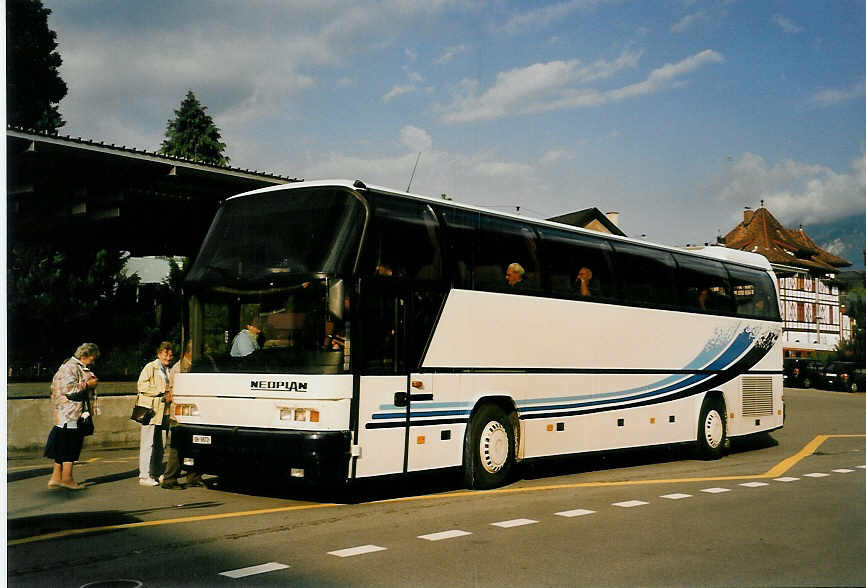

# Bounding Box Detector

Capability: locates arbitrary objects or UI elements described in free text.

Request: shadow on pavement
[82,469,140,486]
[182,432,781,504]
[8,510,143,541]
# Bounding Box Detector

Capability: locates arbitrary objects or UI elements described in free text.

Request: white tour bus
[172,179,784,489]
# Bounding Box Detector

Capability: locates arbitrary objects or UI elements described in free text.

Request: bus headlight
[174,403,199,417]
[279,407,320,423]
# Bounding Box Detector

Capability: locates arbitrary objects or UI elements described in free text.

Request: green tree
[6,246,167,378]
[839,287,866,361]
[160,90,230,166]
[6,0,68,132]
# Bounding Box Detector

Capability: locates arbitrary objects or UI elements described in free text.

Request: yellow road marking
[9,434,865,546]
[8,503,339,546]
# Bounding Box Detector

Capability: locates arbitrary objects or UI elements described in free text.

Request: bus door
[353,288,408,478]
[405,289,455,472]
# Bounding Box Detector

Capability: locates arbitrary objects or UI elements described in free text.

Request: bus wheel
[463,404,515,489]
[696,397,727,460]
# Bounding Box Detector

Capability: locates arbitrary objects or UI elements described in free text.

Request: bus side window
[440,208,479,289]
[538,228,615,299]
[611,243,677,308]
[673,254,735,315]
[476,217,541,292]
[726,264,779,319]
[365,199,442,282]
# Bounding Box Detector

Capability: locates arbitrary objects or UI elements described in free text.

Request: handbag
[78,400,95,436]
[131,404,156,425]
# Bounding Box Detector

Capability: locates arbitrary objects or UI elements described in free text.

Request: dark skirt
[44,425,84,463]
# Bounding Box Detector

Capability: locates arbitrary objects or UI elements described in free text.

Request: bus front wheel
[463,404,515,490]
[696,396,727,460]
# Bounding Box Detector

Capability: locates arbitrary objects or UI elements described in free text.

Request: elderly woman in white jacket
[136,341,174,486]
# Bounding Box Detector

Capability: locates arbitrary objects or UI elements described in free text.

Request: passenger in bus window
[698,288,709,310]
[575,266,594,297]
[505,263,526,288]
[230,318,262,357]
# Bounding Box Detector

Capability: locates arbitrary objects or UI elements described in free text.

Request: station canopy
[6,127,300,257]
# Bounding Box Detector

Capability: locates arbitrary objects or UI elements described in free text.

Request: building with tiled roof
[721,206,853,357]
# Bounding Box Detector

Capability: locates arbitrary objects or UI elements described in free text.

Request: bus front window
[190,279,350,375]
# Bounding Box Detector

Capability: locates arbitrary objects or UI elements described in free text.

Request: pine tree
[160,90,230,166]
[6,0,68,132]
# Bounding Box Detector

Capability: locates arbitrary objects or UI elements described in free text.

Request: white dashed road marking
[661,493,692,500]
[774,477,799,482]
[804,473,830,478]
[701,487,730,494]
[491,518,538,528]
[740,482,769,487]
[613,500,649,508]
[832,469,854,473]
[418,530,472,541]
[219,562,289,578]
[555,508,596,517]
[857,465,866,469]
[328,545,387,558]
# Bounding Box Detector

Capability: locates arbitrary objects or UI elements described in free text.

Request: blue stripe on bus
[516,327,754,413]
[369,326,759,422]
[372,409,472,420]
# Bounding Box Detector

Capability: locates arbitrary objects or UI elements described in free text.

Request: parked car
[846,367,866,393]
[783,358,824,388]
[821,361,862,391]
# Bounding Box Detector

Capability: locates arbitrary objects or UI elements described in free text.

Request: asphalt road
[7,387,865,587]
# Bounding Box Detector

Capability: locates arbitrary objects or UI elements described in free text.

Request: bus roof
[226,179,774,273]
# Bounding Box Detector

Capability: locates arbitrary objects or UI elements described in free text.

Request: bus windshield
[186,186,366,285]
[184,186,366,374]
[188,278,351,375]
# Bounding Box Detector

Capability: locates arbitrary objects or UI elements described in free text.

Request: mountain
[804,213,866,270]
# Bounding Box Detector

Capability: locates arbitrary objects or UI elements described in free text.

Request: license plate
[192,435,212,445]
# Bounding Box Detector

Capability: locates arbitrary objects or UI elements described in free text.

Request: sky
[43,0,865,248]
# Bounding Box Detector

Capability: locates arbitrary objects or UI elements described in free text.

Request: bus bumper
[172,424,352,485]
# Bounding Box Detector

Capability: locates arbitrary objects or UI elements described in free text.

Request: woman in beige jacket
[136,341,174,486]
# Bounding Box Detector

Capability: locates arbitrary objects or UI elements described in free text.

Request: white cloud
[718,152,866,225]
[400,126,433,152]
[501,0,608,34]
[383,84,417,102]
[295,128,546,211]
[435,44,467,64]
[808,81,866,108]
[822,237,847,256]
[540,149,577,165]
[671,11,707,33]
[438,49,723,123]
[50,1,466,147]
[771,14,804,34]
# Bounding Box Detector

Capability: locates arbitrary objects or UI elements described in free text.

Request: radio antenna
[407,152,421,192]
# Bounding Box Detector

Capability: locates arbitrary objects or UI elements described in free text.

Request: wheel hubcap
[480,421,509,473]
[704,409,723,449]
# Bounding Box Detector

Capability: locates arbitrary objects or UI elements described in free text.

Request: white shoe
[158,475,164,484]
[139,478,159,487]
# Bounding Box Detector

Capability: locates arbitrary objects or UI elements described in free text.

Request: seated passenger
[575,266,594,297]
[505,263,526,288]
[230,318,262,357]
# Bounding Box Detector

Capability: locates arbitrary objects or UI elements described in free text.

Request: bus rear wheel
[696,396,727,460]
[463,404,515,489]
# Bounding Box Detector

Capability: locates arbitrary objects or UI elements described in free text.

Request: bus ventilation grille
[741,377,773,416]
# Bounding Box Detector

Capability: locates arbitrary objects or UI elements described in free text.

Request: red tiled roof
[722,207,850,274]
